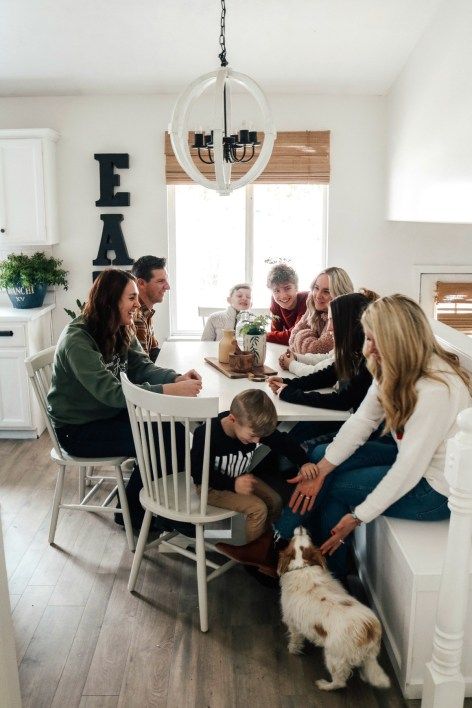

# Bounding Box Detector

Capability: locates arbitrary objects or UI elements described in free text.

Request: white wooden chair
[25,346,135,551]
[198,305,270,327]
[121,372,236,632]
[197,306,219,326]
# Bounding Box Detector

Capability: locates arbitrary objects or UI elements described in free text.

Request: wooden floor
[1,433,464,708]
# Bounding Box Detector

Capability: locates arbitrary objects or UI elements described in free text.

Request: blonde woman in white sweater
[287,294,472,579]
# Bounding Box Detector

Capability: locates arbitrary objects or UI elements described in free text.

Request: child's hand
[235,474,257,495]
[279,350,296,370]
[267,376,284,393]
[299,462,319,480]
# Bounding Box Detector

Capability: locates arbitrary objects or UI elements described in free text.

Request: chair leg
[195,524,208,632]
[79,466,86,501]
[49,465,65,544]
[85,466,94,487]
[114,466,135,552]
[128,510,152,592]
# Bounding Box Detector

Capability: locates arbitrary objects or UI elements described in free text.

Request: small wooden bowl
[228,351,254,373]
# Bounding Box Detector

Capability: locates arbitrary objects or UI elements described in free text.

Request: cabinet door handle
[0,330,14,336]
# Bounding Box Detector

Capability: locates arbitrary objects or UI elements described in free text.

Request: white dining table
[158,341,350,423]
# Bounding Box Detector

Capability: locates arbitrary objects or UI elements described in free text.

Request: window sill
[167,334,201,342]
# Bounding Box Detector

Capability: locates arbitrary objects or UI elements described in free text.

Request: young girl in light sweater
[288,266,353,355]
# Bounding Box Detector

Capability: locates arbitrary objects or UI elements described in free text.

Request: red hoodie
[266,291,308,345]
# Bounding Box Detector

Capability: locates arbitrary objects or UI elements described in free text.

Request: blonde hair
[362,294,470,433]
[230,389,278,438]
[229,283,251,297]
[306,266,354,330]
[358,287,379,302]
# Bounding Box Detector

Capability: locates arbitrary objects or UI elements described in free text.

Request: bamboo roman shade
[165,131,330,185]
[435,282,472,335]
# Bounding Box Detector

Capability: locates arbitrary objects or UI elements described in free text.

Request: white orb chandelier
[169,0,276,196]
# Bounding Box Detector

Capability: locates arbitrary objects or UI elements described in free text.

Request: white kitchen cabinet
[0,129,59,245]
[0,304,54,438]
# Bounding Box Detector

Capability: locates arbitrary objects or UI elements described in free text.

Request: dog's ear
[277,545,295,576]
[302,545,327,569]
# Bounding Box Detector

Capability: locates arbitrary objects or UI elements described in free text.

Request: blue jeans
[274,439,449,578]
[288,420,343,446]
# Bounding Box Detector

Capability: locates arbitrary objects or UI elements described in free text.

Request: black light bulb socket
[192,132,205,148]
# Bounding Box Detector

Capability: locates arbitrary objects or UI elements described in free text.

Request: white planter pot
[242,333,266,366]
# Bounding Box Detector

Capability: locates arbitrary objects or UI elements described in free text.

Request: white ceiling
[0,0,444,97]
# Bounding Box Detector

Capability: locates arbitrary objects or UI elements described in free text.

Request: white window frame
[167,184,328,340]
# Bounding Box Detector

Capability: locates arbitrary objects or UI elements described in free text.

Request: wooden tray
[204,357,278,379]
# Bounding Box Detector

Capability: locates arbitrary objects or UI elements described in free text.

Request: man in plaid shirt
[131,255,170,362]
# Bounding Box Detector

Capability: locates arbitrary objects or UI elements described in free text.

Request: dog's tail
[360,655,391,689]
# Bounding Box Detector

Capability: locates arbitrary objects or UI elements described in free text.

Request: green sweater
[47,317,179,426]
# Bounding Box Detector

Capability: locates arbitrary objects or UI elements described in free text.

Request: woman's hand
[279,349,296,370]
[163,379,202,396]
[267,376,284,393]
[320,514,358,556]
[286,475,325,515]
[175,369,202,382]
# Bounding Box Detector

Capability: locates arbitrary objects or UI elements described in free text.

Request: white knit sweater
[201,306,240,342]
[324,356,472,523]
[288,351,334,376]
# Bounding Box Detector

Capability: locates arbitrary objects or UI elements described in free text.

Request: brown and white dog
[278,526,390,691]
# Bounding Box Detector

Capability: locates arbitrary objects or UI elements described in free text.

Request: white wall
[0,89,470,344]
[387,0,472,222]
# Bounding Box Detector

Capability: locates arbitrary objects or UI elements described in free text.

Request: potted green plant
[238,313,272,366]
[64,298,85,320]
[0,252,68,309]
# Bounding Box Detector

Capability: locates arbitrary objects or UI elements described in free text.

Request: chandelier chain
[218,0,228,67]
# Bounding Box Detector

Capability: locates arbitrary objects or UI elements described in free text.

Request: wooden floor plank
[48,511,116,607]
[9,593,21,611]
[82,545,142,696]
[51,528,128,708]
[117,548,181,707]
[18,605,84,708]
[79,698,118,708]
[2,442,56,578]
[12,584,54,663]
[27,503,87,588]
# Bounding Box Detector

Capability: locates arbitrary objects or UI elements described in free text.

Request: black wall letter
[93,214,134,266]
[94,153,130,207]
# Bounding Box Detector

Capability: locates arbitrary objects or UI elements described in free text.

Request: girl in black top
[268,292,377,447]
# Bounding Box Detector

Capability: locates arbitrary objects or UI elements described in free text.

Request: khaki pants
[203,478,283,543]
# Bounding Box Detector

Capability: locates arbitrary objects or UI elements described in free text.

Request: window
[435,282,472,336]
[167,183,327,337]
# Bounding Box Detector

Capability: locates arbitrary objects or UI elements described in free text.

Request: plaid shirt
[134,300,159,362]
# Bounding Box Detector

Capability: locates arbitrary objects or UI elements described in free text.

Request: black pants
[56,410,185,529]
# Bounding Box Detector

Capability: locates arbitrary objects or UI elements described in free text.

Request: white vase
[243,333,267,367]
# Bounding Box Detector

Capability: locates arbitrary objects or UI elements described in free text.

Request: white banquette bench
[355,319,472,704]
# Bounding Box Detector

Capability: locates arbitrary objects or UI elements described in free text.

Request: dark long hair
[82,269,136,360]
[331,291,378,381]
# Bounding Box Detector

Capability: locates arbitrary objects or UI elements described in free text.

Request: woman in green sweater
[48,268,202,527]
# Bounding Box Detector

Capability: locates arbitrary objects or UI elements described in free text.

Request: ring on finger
[339,539,345,545]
